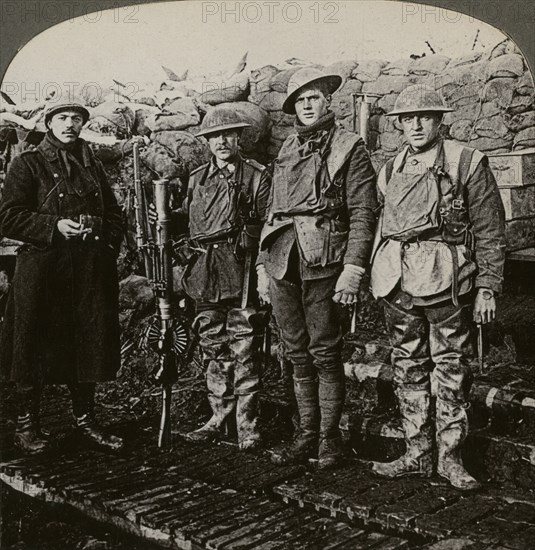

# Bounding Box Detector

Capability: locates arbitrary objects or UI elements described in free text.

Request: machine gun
[131,136,188,448]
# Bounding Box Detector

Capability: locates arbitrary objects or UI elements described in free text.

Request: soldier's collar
[208,154,241,177]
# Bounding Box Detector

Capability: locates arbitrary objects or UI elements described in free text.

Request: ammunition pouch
[172,238,198,266]
[440,199,471,246]
[238,224,261,252]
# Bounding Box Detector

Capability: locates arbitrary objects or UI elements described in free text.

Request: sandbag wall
[1,38,534,253]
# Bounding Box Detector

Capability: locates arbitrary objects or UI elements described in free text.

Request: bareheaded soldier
[370,85,506,490]
[260,68,378,469]
[0,97,124,453]
[177,106,271,451]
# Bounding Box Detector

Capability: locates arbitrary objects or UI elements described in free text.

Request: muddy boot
[70,383,123,452]
[271,374,319,466]
[318,373,346,470]
[236,392,261,451]
[228,307,264,451]
[185,394,236,443]
[185,353,235,443]
[436,398,480,491]
[74,414,123,451]
[372,388,433,478]
[13,386,48,453]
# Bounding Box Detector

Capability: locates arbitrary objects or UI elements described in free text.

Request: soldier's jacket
[180,154,271,303]
[260,123,378,280]
[370,139,506,303]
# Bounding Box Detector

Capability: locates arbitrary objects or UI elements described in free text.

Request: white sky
[2,0,507,102]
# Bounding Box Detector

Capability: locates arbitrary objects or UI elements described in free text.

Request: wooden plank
[208,508,310,550]
[194,499,285,546]
[374,484,461,529]
[203,506,303,550]
[173,492,259,544]
[413,495,498,538]
[339,477,422,521]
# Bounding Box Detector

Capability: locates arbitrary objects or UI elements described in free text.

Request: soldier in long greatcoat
[0,98,124,452]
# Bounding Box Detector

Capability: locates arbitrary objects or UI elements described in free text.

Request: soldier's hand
[333,264,365,305]
[256,264,271,305]
[473,288,496,325]
[148,203,158,225]
[57,219,90,239]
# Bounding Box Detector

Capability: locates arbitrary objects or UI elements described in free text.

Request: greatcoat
[0,133,123,385]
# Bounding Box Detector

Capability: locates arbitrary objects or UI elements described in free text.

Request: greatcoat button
[59,193,64,198]
[213,244,219,249]
[94,236,100,241]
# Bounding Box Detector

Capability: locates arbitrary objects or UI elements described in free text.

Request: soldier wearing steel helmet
[0,94,124,453]
[172,105,271,450]
[370,84,506,490]
[260,68,378,469]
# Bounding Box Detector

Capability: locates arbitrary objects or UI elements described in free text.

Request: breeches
[270,272,344,378]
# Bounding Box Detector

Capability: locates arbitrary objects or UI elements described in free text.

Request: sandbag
[381,58,411,76]
[141,142,182,179]
[490,39,522,59]
[88,101,135,137]
[146,99,200,131]
[375,92,399,115]
[151,130,211,175]
[248,65,279,104]
[473,115,512,140]
[513,127,535,150]
[362,75,415,96]
[331,79,363,118]
[447,52,483,69]
[469,134,513,152]
[503,110,535,132]
[199,72,249,105]
[507,95,534,115]
[449,120,474,142]
[324,60,358,81]
[483,78,516,108]
[487,54,525,79]
[408,55,450,76]
[351,60,386,82]
[516,72,535,96]
[270,67,307,92]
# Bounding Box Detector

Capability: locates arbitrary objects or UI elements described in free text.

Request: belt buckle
[452,199,463,210]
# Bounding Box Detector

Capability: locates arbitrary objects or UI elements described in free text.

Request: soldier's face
[294,87,331,126]
[48,110,84,144]
[208,129,240,162]
[400,112,442,151]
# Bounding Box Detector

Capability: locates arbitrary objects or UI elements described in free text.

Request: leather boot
[436,398,481,491]
[184,394,236,443]
[372,388,433,478]
[74,413,123,451]
[236,392,261,451]
[70,383,123,451]
[271,375,319,466]
[318,373,346,470]
[14,387,48,453]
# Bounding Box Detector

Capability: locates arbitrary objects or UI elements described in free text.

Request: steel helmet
[44,93,90,126]
[387,84,453,116]
[283,67,342,115]
[196,105,250,137]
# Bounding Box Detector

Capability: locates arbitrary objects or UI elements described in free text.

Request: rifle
[131,137,188,448]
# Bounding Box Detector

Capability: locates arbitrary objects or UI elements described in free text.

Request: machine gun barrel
[132,137,153,279]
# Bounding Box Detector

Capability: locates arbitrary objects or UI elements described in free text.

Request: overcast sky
[2,0,507,102]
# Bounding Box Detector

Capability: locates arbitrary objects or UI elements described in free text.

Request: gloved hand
[333,264,365,304]
[256,264,271,305]
[473,287,496,325]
